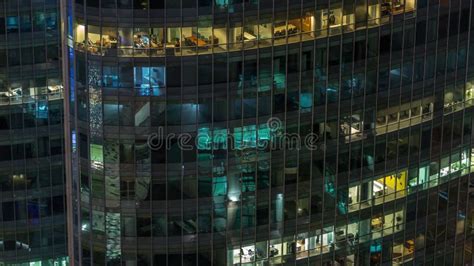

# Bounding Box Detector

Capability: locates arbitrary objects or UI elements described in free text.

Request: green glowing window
[90,143,103,162]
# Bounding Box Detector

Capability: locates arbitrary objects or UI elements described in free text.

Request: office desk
[274,24,297,33]
[187,36,207,47]
[243,32,257,40]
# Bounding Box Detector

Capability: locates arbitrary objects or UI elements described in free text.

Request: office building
[63,0,474,265]
[0,0,68,264]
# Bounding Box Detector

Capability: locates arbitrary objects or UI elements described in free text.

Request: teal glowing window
[241,176,255,192]
[324,169,336,197]
[212,176,227,197]
[7,16,19,32]
[300,92,313,109]
[197,128,228,150]
[337,190,348,214]
[273,73,286,90]
[370,242,382,253]
[234,124,271,150]
[215,0,228,7]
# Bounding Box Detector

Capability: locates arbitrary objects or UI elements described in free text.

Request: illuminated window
[133,66,166,96]
[212,176,227,197]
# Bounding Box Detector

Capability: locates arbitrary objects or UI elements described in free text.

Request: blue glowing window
[36,101,48,119]
[6,16,18,32]
[134,66,166,96]
[27,201,40,225]
[103,66,119,87]
[45,12,57,30]
[72,130,77,152]
[68,47,75,102]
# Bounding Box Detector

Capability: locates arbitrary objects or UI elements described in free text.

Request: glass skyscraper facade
[0,0,68,264]
[62,0,474,265]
